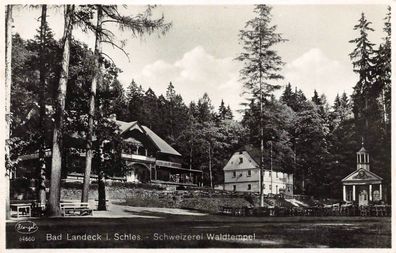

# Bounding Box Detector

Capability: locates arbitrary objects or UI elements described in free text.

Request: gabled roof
[239,145,261,166]
[114,119,181,157]
[115,120,139,134]
[223,151,259,171]
[342,168,383,183]
[141,126,181,156]
[237,144,286,172]
[357,146,368,153]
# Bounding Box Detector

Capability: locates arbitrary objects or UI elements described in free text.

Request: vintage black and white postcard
[1,0,394,251]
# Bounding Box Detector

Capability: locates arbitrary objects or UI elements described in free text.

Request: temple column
[369,184,372,201]
[379,184,382,200]
[352,185,356,201]
[343,185,346,201]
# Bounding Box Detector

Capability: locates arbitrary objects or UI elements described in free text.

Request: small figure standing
[98,171,106,211]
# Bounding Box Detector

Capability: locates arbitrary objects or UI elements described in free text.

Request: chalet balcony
[155,160,182,169]
[121,153,156,163]
[18,149,52,161]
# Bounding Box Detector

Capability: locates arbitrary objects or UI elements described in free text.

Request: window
[269,185,272,190]
[263,184,265,189]
[276,185,278,193]
[269,171,272,176]
[287,186,290,192]
[239,157,243,164]
[232,171,236,178]
[247,170,251,177]
[276,172,278,178]
[233,185,236,191]
[248,184,251,190]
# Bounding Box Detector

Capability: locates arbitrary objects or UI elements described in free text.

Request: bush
[61,181,98,190]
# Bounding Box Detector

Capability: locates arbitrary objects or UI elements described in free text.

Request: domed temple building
[341,143,383,206]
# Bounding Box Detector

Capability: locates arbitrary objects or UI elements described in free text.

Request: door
[359,189,368,206]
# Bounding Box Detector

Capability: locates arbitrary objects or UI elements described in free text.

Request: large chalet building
[223,147,294,197]
[114,118,202,186]
[18,116,202,187]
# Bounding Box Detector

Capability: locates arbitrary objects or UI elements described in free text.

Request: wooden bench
[10,203,32,218]
[60,202,93,216]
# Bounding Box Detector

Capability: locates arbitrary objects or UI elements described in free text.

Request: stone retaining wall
[60,182,257,213]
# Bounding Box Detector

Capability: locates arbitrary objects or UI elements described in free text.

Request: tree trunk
[258,20,264,207]
[208,143,213,188]
[82,5,103,202]
[5,4,13,220]
[382,89,387,129]
[97,171,106,210]
[49,5,74,216]
[189,142,193,181]
[38,4,48,208]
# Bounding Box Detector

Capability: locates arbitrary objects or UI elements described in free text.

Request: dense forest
[7,5,391,204]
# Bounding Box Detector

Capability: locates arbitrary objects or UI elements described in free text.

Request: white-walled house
[223,149,293,197]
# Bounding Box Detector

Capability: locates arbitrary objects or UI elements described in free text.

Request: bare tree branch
[101,40,130,61]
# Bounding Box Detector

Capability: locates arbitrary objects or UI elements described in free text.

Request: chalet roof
[142,126,181,156]
[114,119,181,157]
[115,120,138,134]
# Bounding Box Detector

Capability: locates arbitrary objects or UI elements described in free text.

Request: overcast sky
[13,4,389,118]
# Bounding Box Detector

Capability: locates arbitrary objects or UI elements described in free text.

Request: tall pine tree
[349,12,376,139]
[236,4,286,206]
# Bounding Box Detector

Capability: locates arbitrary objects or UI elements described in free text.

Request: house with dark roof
[18,115,202,187]
[113,118,202,186]
[223,146,293,196]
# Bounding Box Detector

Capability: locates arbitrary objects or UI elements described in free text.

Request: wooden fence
[219,204,391,217]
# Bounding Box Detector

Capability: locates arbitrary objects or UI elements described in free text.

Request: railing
[19,148,87,160]
[121,153,156,163]
[19,150,52,160]
[65,172,126,182]
[219,204,391,217]
[156,160,182,168]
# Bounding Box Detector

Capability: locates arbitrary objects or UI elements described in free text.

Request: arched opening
[358,189,368,206]
[125,163,151,183]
